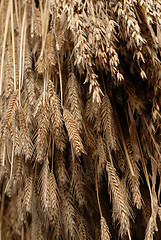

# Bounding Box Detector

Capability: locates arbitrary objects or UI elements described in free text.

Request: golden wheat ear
[23,170,33,214]
[47,172,60,226]
[60,185,79,240]
[46,31,57,67]
[64,73,83,132]
[19,105,32,160]
[101,94,117,151]
[106,161,131,238]
[100,215,111,240]
[4,46,14,98]
[55,150,69,186]
[125,137,142,209]
[54,11,67,52]
[63,108,86,156]
[70,161,86,207]
[31,192,42,240]
[40,157,50,211]
[48,79,65,151]
[2,90,18,130]
[36,100,50,163]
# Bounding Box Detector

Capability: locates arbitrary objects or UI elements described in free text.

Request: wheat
[48,80,65,151]
[5,46,14,98]
[14,155,24,182]
[40,157,50,211]
[106,161,131,237]
[55,150,68,186]
[71,162,86,207]
[2,90,18,130]
[97,135,107,181]
[36,54,46,75]
[1,0,161,239]
[63,108,85,156]
[36,101,50,163]
[47,172,59,224]
[61,186,78,239]
[126,138,142,209]
[25,70,35,106]
[10,124,20,155]
[65,73,83,131]
[23,171,33,214]
[100,215,111,240]
[31,194,42,240]
[54,11,67,51]
[145,215,157,240]
[101,94,117,151]
[33,4,42,37]
[19,105,32,160]
[78,214,93,240]
[46,31,57,67]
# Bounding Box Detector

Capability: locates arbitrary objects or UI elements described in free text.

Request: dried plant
[0,1,161,239]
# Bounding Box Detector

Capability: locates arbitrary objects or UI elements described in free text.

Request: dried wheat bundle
[0,0,161,239]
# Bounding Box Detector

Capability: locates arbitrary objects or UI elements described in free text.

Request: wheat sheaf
[0,0,161,239]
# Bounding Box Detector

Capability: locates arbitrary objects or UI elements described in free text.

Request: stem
[0,0,5,17]
[43,71,46,105]
[0,0,11,96]
[117,117,135,176]
[128,109,153,208]
[143,116,161,160]
[11,0,17,91]
[100,69,107,95]
[19,3,27,103]
[71,144,75,164]
[18,0,21,29]
[21,224,24,240]
[58,54,63,106]
[0,182,5,240]
[31,0,34,37]
[40,0,49,56]
[95,159,102,216]
[2,143,6,166]
[21,19,27,90]
[10,141,15,180]
[14,0,19,29]
[51,139,54,172]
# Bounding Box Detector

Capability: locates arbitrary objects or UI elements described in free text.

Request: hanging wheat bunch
[0,0,161,239]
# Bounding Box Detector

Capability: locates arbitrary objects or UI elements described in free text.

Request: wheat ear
[63,108,86,156]
[101,94,117,151]
[65,73,83,131]
[100,215,111,240]
[106,161,131,238]
[19,105,32,160]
